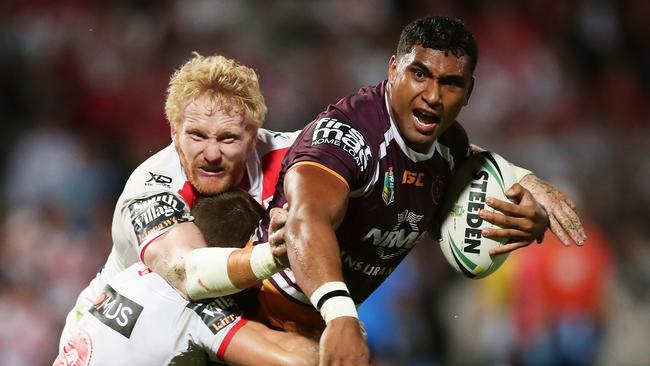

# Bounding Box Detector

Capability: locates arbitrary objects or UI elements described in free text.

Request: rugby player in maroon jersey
[260,16,586,365]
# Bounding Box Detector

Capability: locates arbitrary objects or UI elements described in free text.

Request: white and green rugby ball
[438,151,517,279]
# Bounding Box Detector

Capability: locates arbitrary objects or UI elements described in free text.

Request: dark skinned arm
[283,164,370,366]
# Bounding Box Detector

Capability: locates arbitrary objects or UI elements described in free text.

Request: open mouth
[413,109,440,125]
[198,166,225,176]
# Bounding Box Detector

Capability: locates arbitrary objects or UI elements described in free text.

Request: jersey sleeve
[186,297,247,362]
[286,115,374,191]
[115,190,193,262]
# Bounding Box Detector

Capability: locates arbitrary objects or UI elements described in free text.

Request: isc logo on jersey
[90,285,143,338]
[438,152,517,279]
[311,118,372,171]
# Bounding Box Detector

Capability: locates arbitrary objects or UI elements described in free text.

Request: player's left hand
[480,183,549,254]
[518,174,587,247]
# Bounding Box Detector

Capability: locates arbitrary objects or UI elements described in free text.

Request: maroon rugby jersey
[266,81,470,304]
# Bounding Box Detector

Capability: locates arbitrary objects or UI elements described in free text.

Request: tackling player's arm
[223,320,318,366]
[143,221,285,301]
[284,163,370,366]
[469,144,586,249]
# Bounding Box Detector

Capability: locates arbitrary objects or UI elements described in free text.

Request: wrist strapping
[250,242,281,279]
[309,281,358,324]
[184,247,237,300]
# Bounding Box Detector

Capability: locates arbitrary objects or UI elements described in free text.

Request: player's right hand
[269,204,289,267]
[319,317,370,366]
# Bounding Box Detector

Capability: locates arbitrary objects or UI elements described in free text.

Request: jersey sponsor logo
[127,192,192,245]
[146,172,173,185]
[382,167,395,205]
[402,170,424,186]
[363,209,425,259]
[311,118,372,171]
[54,329,93,366]
[341,250,396,277]
[188,297,241,334]
[89,285,143,338]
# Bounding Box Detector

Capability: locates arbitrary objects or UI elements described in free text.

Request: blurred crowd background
[1,0,649,365]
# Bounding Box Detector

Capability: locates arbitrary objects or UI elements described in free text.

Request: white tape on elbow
[250,243,281,280]
[184,247,237,299]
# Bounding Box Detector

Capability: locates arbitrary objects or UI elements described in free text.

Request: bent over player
[54,189,317,366]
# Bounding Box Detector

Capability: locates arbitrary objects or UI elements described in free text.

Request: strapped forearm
[184,243,282,300]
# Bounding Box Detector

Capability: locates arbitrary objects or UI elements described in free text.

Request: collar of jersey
[384,84,437,162]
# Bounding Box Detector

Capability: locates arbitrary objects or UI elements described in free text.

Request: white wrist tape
[512,164,533,182]
[309,281,358,324]
[250,242,281,279]
[184,247,237,299]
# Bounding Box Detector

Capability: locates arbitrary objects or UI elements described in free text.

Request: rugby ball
[438,151,517,279]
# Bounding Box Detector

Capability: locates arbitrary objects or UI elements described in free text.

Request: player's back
[55,263,243,365]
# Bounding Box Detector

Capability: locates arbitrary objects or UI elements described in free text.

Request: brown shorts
[255,279,325,339]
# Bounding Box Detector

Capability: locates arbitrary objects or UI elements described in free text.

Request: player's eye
[413,70,426,81]
[220,134,240,143]
[187,131,206,141]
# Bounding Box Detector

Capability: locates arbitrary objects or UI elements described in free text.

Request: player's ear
[463,76,475,106]
[170,122,178,141]
[246,127,258,153]
[388,55,397,84]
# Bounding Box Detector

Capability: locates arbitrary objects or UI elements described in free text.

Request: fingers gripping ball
[438,152,517,279]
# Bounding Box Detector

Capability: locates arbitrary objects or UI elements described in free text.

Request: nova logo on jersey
[363,209,425,259]
[90,285,143,338]
[128,192,192,245]
[311,118,372,171]
[188,297,241,334]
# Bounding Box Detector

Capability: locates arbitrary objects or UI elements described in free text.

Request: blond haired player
[59,53,299,348]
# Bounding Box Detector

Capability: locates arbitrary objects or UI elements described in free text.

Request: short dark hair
[397,16,478,73]
[191,188,266,248]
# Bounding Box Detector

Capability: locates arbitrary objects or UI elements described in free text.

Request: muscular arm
[284,164,349,296]
[143,222,269,300]
[284,164,370,366]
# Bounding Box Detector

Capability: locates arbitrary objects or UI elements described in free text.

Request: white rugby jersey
[61,129,299,348]
[54,263,246,365]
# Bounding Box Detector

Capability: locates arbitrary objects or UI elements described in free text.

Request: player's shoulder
[120,144,188,199]
[316,82,389,147]
[109,263,184,304]
[256,128,301,155]
[324,82,388,131]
